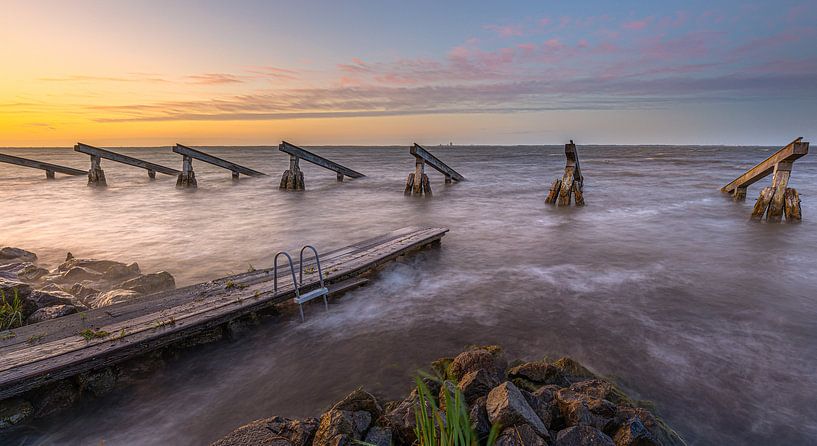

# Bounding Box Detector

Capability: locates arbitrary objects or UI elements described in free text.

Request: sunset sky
[1,0,815,146]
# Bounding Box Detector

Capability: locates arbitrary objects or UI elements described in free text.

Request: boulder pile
[0,246,175,327]
[214,346,685,446]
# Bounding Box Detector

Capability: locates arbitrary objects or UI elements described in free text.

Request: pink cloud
[622,19,650,30]
[483,24,524,37]
[539,17,552,27]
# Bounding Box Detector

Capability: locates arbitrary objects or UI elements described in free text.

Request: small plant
[304,266,316,274]
[0,330,16,341]
[414,376,500,446]
[153,316,176,329]
[0,288,25,330]
[225,280,247,290]
[254,290,261,299]
[80,328,110,340]
[27,333,46,345]
[117,328,127,340]
[247,264,256,273]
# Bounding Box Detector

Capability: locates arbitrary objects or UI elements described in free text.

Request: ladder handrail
[273,251,300,299]
[299,245,325,289]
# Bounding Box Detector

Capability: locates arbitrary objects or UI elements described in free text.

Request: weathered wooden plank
[557,167,574,206]
[279,141,364,178]
[767,162,792,222]
[0,227,447,399]
[751,187,774,220]
[74,143,180,175]
[173,144,266,177]
[0,153,86,177]
[784,188,801,222]
[410,143,465,181]
[722,138,808,193]
[545,179,561,204]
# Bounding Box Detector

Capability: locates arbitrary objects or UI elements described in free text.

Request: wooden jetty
[545,140,585,206]
[722,137,809,222]
[0,227,447,400]
[405,143,465,196]
[0,153,86,179]
[278,141,365,190]
[74,143,180,187]
[173,144,266,189]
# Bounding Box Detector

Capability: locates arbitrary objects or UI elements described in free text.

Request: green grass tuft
[80,328,110,340]
[0,288,25,330]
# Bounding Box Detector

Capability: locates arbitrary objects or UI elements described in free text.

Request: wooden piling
[405,143,463,196]
[280,155,305,190]
[88,154,107,187]
[547,140,585,207]
[176,155,197,188]
[723,138,808,222]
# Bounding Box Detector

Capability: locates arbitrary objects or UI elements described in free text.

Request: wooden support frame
[405,143,464,196]
[546,140,585,206]
[723,138,808,222]
[74,143,179,187]
[0,152,86,179]
[278,141,364,190]
[173,144,265,189]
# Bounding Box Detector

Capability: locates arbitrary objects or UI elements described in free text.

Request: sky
[1,0,815,146]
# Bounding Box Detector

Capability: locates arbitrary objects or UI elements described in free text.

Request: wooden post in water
[280,155,305,190]
[405,143,464,197]
[87,154,106,187]
[176,155,197,188]
[545,140,585,206]
[722,137,808,222]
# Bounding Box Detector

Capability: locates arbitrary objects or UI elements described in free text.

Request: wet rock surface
[0,246,176,329]
[213,346,685,446]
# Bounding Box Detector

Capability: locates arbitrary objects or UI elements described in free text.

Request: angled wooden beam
[74,143,180,176]
[722,137,808,194]
[410,143,465,182]
[0,152,86,178]
[173,144,266,177]
[279,141,364,179]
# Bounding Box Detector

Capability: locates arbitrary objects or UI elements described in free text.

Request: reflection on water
[1,145,816,445]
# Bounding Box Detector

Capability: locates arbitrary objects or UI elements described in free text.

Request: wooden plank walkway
[0,153,86,178]
[0,227,448,399]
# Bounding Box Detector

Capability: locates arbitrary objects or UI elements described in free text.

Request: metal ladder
[273,245,329,321]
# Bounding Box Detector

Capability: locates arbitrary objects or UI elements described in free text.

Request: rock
[69,283,100,301]
[0,247,37,264]
[28,290,75,308]
[554,357,597,383]
[468,396,492,442]
[571,380,626,405]
[60,266,103,283]
[118,271,175,294]
[522,388,554,429]
[26,304,78,324]
[555,425,615,446]
[0,279,32,299]
[363,426,392,446]
[438,380,458,411]
[29,379,79,418]
[556,389,618,432]
[449,347,505,382]
[65,252,74,261]
[212,416,319,446]
[615,407,684,446]
[0,398,33,429]
[93,289,142,307]
[385,390,422,444]
[58,258,126,274]
[313,409,370,445]
[508,360,570,389]
[331,388,383,418]
[76,367,118,397]
[0,263,48,282]
[458,368,500,404]
[495,424,549,446]
[102,262,141,280]
[486,381,550,440]
[613,417,659,446]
